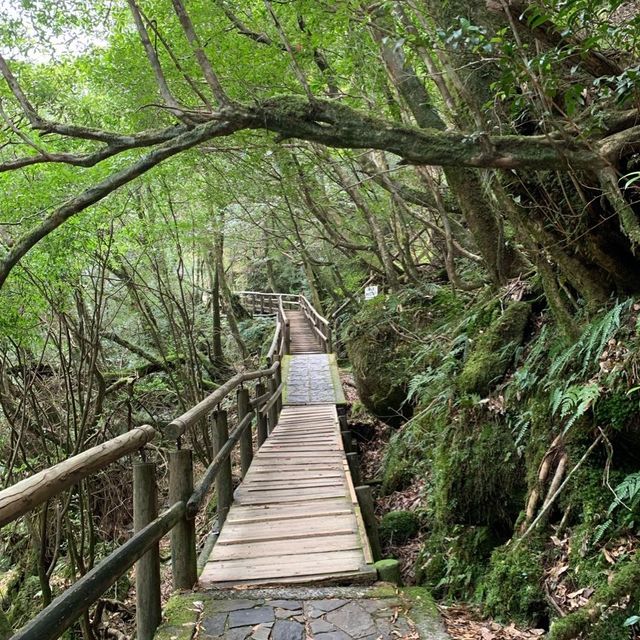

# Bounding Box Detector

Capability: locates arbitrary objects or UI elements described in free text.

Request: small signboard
[364,285,379,301]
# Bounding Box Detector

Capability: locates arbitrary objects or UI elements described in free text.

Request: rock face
[153,586,449,639]
[457,301,531,396]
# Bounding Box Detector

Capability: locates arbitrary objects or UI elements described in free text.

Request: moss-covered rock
[379,510,420,545]
[433,416,526,534]
[416,525,499,599]
[343,286,465,424]
[154,593,202,640]
[344,296,413,424]
[480,544,547,626]
[381,432,421,493]
[458,301,531,396]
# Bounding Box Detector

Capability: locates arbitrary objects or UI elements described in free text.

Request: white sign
[364,285,379,301]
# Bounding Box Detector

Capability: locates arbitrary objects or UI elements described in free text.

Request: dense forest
[1,0,640,638]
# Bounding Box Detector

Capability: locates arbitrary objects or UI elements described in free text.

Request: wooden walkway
[200,309,375,588]
[288,309,324,354]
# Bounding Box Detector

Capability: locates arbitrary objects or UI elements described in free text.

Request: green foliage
[550,382,602,434]
[416,525,499,600]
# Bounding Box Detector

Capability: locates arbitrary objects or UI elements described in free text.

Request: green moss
[0,610,12,640]
[458,301,531,396]
[367,583,399,599]
[379,511,420,545]
[7,575,40,631]
[433,416,525,533]
[381,434,419,494]
[416,525,499,599]
[548,557,640,640]
[154,593,202,640]
[401,587,439,617]
[480,544,547,626]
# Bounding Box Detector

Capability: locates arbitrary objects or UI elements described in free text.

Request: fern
[552,382,602,433]
[608,472,640,515]
[591,519,613,547]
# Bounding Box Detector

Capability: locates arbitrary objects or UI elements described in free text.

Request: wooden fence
[0,362,285,640]
[235,291,332,354]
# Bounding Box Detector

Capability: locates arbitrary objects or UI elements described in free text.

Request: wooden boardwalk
[200,309,375,588]
[288,309,324,354]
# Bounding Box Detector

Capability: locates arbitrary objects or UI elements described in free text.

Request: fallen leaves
[439,605,545,640]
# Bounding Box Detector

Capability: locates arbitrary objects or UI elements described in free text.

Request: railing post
[134,461,161,640]
[347,452,362,486]
[255,383,268,447]
[284,318,290,354]
[214,410,233,526]
[327,326,333,353]
[275,363,283,415]
[238,387,252,477]
[355,485,382,561]
[268,375,279,435]
[169,450,197,590]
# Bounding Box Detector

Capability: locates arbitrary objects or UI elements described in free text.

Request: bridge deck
[199,309,374,588]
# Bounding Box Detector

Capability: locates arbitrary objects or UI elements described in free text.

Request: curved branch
[0,118,242,289]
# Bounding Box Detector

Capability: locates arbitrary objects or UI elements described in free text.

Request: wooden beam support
[169,450,197,590]
[238,387,252,478]
[255,383,268,447]
[214,411,233,527]
[355,485,382,561]
[133,462,161,640]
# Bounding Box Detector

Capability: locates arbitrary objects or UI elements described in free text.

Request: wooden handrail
[0,425,157,529]
[164,361,279,440]
[5,289,333,640]
[186,411,254,517]
[12,501,185,640]
[266,320,281,365]
[7,354,285,640]
[300,295,330,326]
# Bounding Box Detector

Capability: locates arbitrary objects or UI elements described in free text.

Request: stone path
[154,586,450,640]
[284,355,342,405]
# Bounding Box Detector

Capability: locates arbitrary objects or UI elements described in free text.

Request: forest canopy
[2,1,640,639]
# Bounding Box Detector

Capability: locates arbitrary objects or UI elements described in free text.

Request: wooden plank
[235,488,348,503]
[202,551,364,582]
[235,492,349,506]
[208,568,376,588]
[209,533,362,560]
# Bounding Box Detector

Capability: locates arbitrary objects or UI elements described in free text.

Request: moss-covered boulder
[458,301,531,396]
[343,297,414,424]
[416,525,499,599]
[480,544,547,627]
[380,510,421,545]
[433,416,526,534]
[343,286,465,425]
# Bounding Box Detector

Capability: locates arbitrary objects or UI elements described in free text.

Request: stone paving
[285,355,338,404]
[154,586,450,640]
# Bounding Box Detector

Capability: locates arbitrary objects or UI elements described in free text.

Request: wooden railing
[0,361,284,640]
[235,290,299,316]
[299,295,332,353]
[235,290,331,354]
